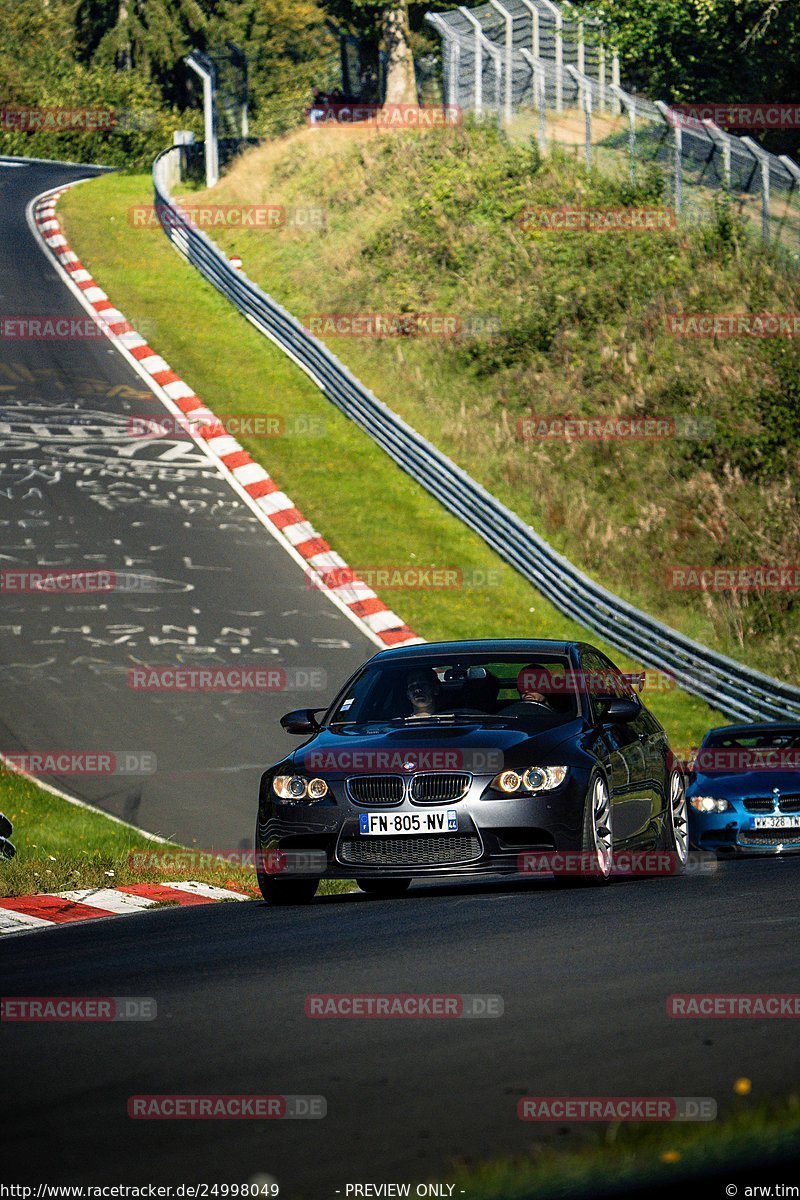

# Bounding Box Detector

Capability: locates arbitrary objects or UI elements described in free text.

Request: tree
[382,2,416,104]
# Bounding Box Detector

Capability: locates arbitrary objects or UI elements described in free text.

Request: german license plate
[359,810,458,836]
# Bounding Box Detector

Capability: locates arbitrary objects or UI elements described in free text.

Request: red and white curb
[0,881,252,937]
[29,184,423,651]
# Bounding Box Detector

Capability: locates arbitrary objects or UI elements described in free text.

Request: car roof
[703,721,800,740]
[368,639,576,662]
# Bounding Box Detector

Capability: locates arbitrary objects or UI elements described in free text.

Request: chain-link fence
[425,0,800,257]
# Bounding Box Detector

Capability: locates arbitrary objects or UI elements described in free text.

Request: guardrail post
[741,136,772,242]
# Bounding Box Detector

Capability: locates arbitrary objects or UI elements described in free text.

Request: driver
[501,665,562,715]
[405,667,441,717]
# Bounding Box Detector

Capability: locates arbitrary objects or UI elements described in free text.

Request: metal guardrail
[153,144,800,723]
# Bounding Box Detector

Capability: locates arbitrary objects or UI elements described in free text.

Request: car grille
[743,798,775,813]
[410,773,471,804]
[739,827,800,847]
[338,835,482,866]
[347,775,404,805]
[743,796,800,814]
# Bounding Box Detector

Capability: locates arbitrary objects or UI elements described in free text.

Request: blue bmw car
[687,722,800,855]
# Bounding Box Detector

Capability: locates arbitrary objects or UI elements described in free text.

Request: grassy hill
[193,121,800,684]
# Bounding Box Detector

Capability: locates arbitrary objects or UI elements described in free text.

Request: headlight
[490,766,568,795]
[272,775,329,802]
[689,796,730,813]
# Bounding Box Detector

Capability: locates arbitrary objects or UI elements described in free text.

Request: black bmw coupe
[255,639,688,903]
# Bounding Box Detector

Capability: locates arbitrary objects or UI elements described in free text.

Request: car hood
[292,718,583,778]
[688,768,800,797]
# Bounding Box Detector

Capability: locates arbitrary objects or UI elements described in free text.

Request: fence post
[538,0,563,113]
[702,118,732,190]
[459,7,484,117]
[598,43,606,112]
[610,84,636,184]
[488,0,514,125]
[656,101,682,216]
[611,51,620,116]
[567,65,592,169]
[518,0,540,107]
[184,51,218,188]
[741,136,772,242]
[520,48,547,150]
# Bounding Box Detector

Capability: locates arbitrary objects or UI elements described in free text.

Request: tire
[257,873,319,905]
[553,772,614,888]
[663,770,689,875]
[255,826,319,904]
[356,878,412,897]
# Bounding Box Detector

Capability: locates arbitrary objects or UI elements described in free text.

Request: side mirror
[280,708,322,735]
[602,698,640,724]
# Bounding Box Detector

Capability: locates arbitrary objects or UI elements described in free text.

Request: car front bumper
[257,773,590,879]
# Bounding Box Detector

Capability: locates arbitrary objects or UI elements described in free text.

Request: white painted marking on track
[164,881,251,901]
[55,889,156,913]
[0,910,53,934]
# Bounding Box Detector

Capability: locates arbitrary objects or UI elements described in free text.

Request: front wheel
[257,874,319,905]
[356,878,411,897]
[663,770,689,874]
[554,772,614,887]
[255,828,319,904]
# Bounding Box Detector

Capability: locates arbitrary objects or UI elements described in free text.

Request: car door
[596,651,664,841]
[580,648,649,843]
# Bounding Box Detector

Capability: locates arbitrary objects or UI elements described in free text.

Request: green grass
[58,170,724,750]
[446,1094,800,1198]
[0,767,351,898]
[188,123,800,684]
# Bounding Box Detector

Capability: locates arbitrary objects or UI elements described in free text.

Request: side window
[596,652,639,701]
[580,648,637,721]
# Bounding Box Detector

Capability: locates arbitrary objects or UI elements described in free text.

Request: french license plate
[359,810,458,836]
[752,815,799,829]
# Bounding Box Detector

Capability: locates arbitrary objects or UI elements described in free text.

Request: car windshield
[326,656,580,726]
